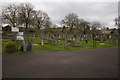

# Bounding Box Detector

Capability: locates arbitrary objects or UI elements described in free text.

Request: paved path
[2,47,118,78]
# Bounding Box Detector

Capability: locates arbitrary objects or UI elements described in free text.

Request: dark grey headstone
[27,43,32,51]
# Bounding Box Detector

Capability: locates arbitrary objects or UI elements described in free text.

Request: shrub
[5,42,17,53]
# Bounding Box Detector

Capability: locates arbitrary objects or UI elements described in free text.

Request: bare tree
[18,3,35,29]
[34,10,51,29]
[62,13,79,29]
[91,21,101,31]
[2,4,19,27]
[33,10,51,46]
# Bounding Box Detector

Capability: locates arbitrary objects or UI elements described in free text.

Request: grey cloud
[1,2,118,28]
[33,2,118,28]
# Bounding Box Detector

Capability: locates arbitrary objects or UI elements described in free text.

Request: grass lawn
[2,36,118,54]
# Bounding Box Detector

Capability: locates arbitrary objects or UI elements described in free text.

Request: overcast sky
[0,0,119,29]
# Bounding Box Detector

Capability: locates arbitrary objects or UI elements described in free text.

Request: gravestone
[71,40,74,47]
[41,39,44,46]
[82,37,84,41]
[110,39,113,44]
[55,39,58,45]
[48,37,52,43]
[73,37,75,41]
[64,39,68,47]
[77,37,80,44]
[59,35,61,38]
[20,45,24,51]
[34,34,35,39]
[53,39,55,45]
[70,37,72,40]
[116,39,118,44]
[85,40,88,44]
[27,42,32,51]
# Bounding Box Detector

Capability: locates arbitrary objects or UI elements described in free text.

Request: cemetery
[1,2,119,78]
[1,3,119,54]
[1,5,120,54]
[2,25,119,54]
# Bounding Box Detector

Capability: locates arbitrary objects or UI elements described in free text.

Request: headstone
[59,35,61,38]
[101,37,103,42]
[39,35,41,40]
[41,39,44,46]
[73,37,75,41]
[109,36,111,39]
[91,34,92,38]
[70,37,72,40]
[23,39,26,51]
[110,39,113,44]
[27,43,32,51]
[100,43,104,45]
[53,40,55,45]
[48,37,51,43]
[85,40,88,44]
[77,38,80,44]
[82,37,84,41]
[116,39,118,44]
[63,34,65,37]
[84,35,86,38]
[64,39,68,47]
[71,41,74,47]
[20,45,24,51]
[55,39,58,45]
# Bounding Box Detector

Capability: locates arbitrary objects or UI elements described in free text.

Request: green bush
[5,42,17,53]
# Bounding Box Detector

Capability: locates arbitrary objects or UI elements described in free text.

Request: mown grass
[2,36,118,54]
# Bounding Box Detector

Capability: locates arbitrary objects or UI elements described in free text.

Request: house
[101,27,111,34]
